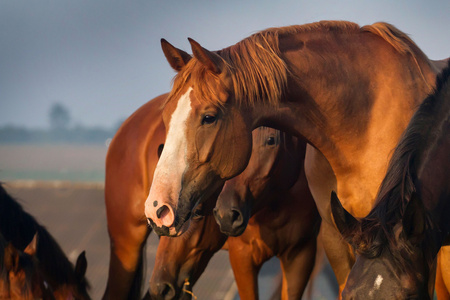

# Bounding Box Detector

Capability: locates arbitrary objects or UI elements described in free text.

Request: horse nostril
[231,209,243,227]
[160,282,176,299]
[156,205,169,219]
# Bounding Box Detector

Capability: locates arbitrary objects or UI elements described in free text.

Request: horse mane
[0,183,90,292]
[169,21,430,108]
[354,61,450,260]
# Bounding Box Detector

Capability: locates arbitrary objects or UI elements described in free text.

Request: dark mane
[354,61,450,259]
[0,233,9,291]
[0,183,90,292]
[168,21,430,108]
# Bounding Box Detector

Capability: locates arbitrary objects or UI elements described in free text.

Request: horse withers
[331,63,450,299]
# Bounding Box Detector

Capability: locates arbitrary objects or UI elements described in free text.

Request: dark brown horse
[331,62,450,299]
[0,232,55,299]
[144,21,440,293]
[149,127,319,300]
[0,183,91,299]
[214,127,304,236]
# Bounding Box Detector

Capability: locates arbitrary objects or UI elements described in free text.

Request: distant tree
[49,103,71,130]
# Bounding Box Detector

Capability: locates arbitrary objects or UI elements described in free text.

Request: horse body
[331,63,450,299]
[145,21,438,293]
[0,184,90,299]
[103,93,166,299]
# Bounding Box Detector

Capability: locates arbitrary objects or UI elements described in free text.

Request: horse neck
[251,34,436,213]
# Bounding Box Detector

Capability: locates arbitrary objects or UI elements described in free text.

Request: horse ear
[161,39,192,72]
[402,192,426,241]
[330,191,360,241]
[188,38,224,74]
[23,233,38,256]
[75,251,88,279]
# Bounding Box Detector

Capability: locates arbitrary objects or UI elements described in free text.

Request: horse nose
[214,207,245,236]
[151,282,176,300]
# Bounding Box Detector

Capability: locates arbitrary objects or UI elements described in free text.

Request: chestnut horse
[0,183,90,299]
[149,127,319,300]
[144,21,441,293]
[148,200,226,300]
[103,94,166,299]
[103,94,319,299]
[331,62,450,299]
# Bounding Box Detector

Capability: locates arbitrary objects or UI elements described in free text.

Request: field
[0,144,108,182]
[0,144,338,299]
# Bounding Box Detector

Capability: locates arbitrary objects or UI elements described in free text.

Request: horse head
[213,127,303,236]
[331,191,434,299]
[1,233,55,300]
[149,200,227,300]
[145,39,253,236]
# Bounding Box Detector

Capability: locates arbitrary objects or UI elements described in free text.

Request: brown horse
[149,127,319,300]
[103,91,319,299]
[331,62,450,299]
[103,94,166,300]
[148,200,226,300]
[0,183,91,299]
[144,21,441,293]
[214,127,305,236]
[0,233,55,299]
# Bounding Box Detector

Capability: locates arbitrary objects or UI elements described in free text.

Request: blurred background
[0,1,448,299]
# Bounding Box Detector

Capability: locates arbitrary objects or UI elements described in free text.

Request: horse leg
[227,238,262,300]
[102,190,150,300]
[278,237,316,300]
[304,145,354,297]
[436,247,450,300]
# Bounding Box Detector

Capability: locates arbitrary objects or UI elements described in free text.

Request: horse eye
[266,137,276,145]
[201,115,216,125]
[192,210,204,220]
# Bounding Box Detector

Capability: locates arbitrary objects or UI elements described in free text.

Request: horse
[213,127,305,236]
[0,183,91,299]
[149,127,319,300]
[144,21,442,293]
[330,62,450,299]
[148,199,226,300]
[0,232,55,299]
[103,94,166,299]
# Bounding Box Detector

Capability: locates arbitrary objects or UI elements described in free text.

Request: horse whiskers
[182,279,198,300]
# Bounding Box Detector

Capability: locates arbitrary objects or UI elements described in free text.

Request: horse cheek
[195,126,218,164]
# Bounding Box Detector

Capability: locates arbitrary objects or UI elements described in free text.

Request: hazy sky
[1,0,449,129]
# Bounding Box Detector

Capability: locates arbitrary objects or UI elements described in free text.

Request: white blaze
[145,88,193,226]
[369,274,384,297]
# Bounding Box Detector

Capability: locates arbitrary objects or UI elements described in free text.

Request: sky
[1,0,449,129]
